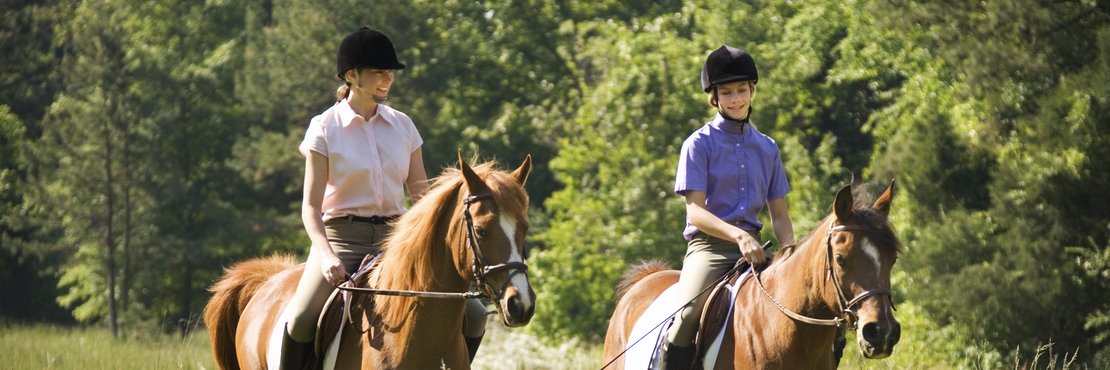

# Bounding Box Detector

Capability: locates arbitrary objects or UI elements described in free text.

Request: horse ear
[834,184,855,223]
[458,150,489,195]
[511,154,532,186]
[872,178,895,216]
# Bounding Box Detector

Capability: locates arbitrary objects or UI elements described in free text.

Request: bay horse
[204,154,535,369]
[602,181,901,369]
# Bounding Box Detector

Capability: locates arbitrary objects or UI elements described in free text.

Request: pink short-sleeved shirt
[299,100,423,221]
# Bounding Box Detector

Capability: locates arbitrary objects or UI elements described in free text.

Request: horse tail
[203,255,297,370]
[614,259,671,303]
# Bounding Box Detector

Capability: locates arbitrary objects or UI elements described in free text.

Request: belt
[338,215,399,224]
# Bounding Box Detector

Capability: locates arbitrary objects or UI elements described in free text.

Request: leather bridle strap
[824,224,891,329]
[754,271,843,326]
[337,285,482,299]
[463,193,529,300]
[755,223,892,329]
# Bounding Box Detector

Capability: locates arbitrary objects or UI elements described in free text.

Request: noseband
[755,223,892,329]
[462,193,529,301]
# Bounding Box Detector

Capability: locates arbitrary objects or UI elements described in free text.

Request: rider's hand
[320,252,347,286]
[735,233,767,269]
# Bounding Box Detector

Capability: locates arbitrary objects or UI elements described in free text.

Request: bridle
[754,223,892,330]
[461,193,529,301]
[337,192,529,301]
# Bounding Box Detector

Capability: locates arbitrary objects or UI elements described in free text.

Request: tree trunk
[103,118,117,338]
[120,129,131,315]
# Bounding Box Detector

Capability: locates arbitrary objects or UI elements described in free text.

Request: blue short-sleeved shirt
[674,113,790,240]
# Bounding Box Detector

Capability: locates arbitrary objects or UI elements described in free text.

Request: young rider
[656,45,796,370]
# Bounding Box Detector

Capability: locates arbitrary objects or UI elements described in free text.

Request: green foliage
[0,105,25,235]
[865,0,1110,362]
[4,0,1109,367]
[531,13,699,341]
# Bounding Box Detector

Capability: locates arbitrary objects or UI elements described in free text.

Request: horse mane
[772,186,900,262]
[371,159,529,330]
[614,260,671,303]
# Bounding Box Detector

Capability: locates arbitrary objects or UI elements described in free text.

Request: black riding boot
[652,340,695,370]
[465,335,483,363]
[280,324,316,370]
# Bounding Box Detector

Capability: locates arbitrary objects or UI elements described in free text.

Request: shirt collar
[337,99,398,128]
[710,113,749,134]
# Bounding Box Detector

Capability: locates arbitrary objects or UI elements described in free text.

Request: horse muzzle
[857,319,900,358]
[498,284,535,327]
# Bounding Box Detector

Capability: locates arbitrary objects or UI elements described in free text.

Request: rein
[463,193,529,301]
[754,223,891,330]
[336,192,528,300]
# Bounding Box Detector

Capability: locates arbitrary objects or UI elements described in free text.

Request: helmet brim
[704,74,757,92]
[337,62,407,79]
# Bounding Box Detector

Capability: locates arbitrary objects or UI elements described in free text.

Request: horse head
[826,180,901,358]
[456,153,536,327]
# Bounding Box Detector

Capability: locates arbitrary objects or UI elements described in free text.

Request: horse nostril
[510,295,527,317]
[862,322,882,343]
[891,322,901,345]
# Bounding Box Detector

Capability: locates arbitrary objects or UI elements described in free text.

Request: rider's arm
[767,197,795,246]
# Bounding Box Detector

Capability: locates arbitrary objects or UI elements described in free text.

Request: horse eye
[835,255,846,266]
[476,228,488,237]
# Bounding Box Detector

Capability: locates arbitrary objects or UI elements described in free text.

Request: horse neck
[375,189,471,294]
[364,188,471,366]
[762,217,840,321]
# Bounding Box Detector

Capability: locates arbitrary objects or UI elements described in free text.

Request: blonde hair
[335,84,350,102]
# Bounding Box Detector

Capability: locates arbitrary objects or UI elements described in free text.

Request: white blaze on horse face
[862,237,882,273]
[499,214,532,303]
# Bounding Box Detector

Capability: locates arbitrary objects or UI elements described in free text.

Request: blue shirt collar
[709,113,749,134]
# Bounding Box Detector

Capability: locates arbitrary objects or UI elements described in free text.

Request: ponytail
[335,84,350,102]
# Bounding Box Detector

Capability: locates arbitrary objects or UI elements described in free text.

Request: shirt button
[742,187,746,191]
[741,164,746,168]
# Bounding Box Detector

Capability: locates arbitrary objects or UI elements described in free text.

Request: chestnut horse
[602,181,901,369]
[204,155,535,369]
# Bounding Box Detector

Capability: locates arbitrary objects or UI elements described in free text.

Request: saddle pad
[621,269,752,370]
[623,284,683,369]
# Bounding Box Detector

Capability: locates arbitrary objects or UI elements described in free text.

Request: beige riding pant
[285,219,488,342]
[665,230,758,347]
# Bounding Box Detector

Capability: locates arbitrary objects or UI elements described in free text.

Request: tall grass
[0,324,214,369]
[0,305,1091,370]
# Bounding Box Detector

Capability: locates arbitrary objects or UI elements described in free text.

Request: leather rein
[337,192,528,301]
[753,223,892,330]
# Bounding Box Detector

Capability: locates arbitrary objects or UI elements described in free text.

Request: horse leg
[832,325,846,367]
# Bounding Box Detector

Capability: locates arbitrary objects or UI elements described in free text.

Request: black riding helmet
[700,45,758,93]
[336,27,405,80]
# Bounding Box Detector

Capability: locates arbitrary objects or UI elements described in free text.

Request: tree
[866,0,1110,361]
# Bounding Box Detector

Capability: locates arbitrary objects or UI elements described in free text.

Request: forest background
[2,0,1108,368]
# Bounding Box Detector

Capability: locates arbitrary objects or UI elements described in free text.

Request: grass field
[0,324,215,369]
[0,305,1082,370]
[0,322,598,370]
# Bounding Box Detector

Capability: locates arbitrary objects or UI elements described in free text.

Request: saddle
[315,253,381,355]
[691,259,760,365]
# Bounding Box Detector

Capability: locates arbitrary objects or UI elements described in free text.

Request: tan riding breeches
[285,219,488,342]
[665,230,758,347]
